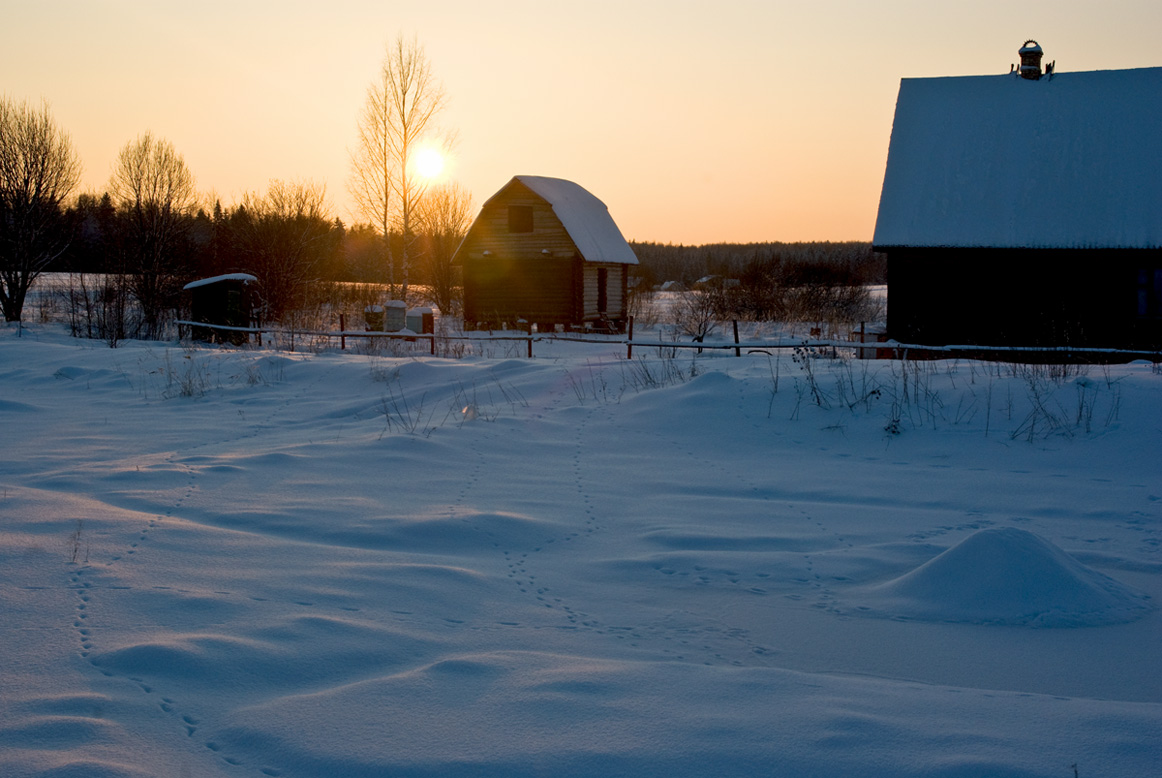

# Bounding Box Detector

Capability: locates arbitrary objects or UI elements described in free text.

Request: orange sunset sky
[3,0,1160,245]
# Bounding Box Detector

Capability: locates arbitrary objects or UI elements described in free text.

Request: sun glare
[414,147,445,180]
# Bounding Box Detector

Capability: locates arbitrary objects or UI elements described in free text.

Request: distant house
[455,176,638,332]
[872,51,1162,352]
[693,275,739,290]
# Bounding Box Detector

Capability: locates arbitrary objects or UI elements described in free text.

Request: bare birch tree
[0,98,81,323]
[349,34,447,301]
[109,132,196,338]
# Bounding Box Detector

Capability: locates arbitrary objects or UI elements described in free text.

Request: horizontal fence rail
[175,320,1161,362]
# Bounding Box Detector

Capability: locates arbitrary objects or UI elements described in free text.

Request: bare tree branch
[108,132,196,338]
[415,181,472,316]
[349,33,448,301]
[234,179,335,320]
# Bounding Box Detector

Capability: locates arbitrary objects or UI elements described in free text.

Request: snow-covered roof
[508,175,638,264]
[183,273,258,290]
[873,67,1162,250]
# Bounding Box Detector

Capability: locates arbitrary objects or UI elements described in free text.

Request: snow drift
[863,527,1153,626]
[2,326,1160,777]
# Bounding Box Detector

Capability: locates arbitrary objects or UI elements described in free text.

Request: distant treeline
[629,241,885,289]
[56,198,882,310]
[57,193,436,283]
[52,193,457,321]
[48,194,883,332]
[628,240,885,326]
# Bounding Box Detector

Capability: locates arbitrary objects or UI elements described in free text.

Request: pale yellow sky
[3,0,1159,244]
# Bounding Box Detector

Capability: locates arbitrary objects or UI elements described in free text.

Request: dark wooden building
[183,273,258,345]
[455,176,638,332]
[873,57,1162,352]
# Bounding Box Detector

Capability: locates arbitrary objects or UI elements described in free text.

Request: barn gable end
[456,176,636,331]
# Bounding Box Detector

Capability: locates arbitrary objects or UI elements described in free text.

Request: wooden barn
[873,49,1162,353]
[455,175,638,332]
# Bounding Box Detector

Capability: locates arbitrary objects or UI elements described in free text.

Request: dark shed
[873,60,1162,352]
[455,176,638,332]
[183,273,258,345]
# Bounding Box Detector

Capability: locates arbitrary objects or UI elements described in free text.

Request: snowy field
[1,323,1160,778]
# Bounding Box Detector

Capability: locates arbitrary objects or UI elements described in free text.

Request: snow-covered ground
[2,324,1160,778]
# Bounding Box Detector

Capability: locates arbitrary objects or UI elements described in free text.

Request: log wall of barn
[463,256,578,326]
[886,248,1162,350]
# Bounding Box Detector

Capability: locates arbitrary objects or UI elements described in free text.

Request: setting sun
[414,147,445,180]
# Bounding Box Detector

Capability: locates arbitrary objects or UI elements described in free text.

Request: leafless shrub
[567,360,615,405]
[162,348,212,398]
[781,284,881,336]
[791,346,831,409]
[379,379,436,437]
[626,283,661,329]
[619,352,697,392]
[56,273,136,346]
[669,288,718,341]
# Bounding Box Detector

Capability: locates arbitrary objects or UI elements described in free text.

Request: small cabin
[183,273,258,345]
[873,51,1162,353]
[455,176,638,332]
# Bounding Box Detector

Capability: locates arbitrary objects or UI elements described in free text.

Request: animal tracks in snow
[59,356,342,776]
[452,382,788,667]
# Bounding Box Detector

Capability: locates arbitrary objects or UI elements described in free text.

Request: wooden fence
[174,318,1160,363]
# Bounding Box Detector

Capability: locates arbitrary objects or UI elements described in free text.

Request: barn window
[508,205,534,233]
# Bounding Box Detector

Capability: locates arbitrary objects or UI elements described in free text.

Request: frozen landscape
[1,323,1160,778]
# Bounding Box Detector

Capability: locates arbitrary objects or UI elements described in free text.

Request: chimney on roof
[1018,40,1044,80]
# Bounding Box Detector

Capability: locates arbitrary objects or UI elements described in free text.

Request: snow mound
[864,527,1152,627]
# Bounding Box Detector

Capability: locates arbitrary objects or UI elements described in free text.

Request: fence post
[627,316,634,360]
[340,314,346,350]
[733,320,740,357]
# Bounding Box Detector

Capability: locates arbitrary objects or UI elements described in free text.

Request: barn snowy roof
[872,67,1162,250]
[506,175,638,264]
